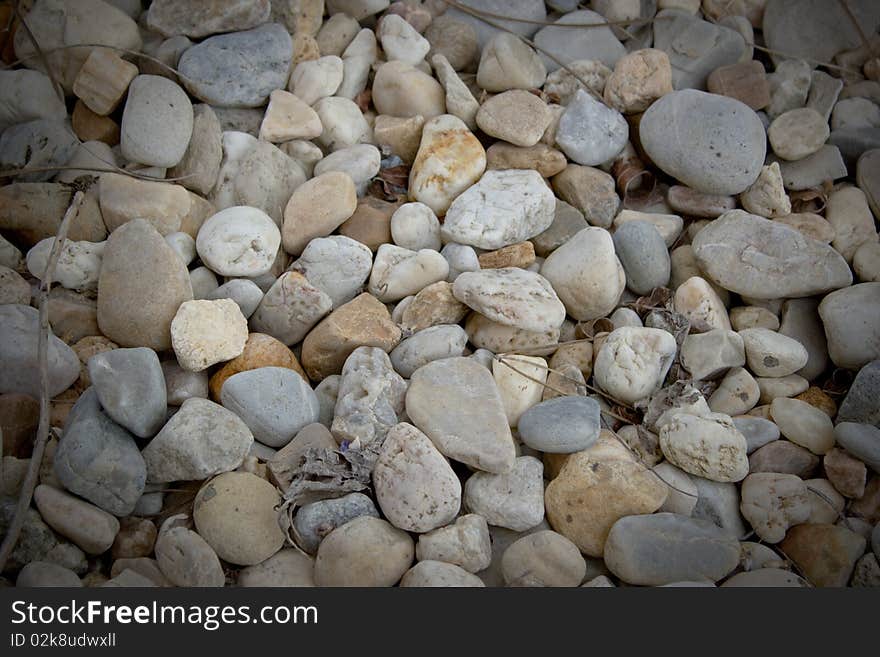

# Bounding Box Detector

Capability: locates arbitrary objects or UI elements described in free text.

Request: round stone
[768,108,830,161]
[594,327,677,404]
[314,516,414,587]
[517,396,601,453]
[196,206,281,277]
[501,530,586,587]
[121,75,193,168]
[556,89,628,166]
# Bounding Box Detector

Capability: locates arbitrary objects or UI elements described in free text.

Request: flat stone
[314,516,413,587]
[249,272,332,346]
[406,357,516,474]
[154,526,224,587]
[146,0,270,38]
[780,523,866,587]
[501,530,586,587]
[604,512,740,586]
[555,89,628,166]
[838,360,880,426]
[416,514,492,573]
[533,9,625,72]
[518,396,601,454]
[640,90,765,195]
[835,423,880,474]
[818,283,880,370]
[292,492,380,555]
[281,172,357,256]
[692,210,852,299]
[34,484,119,555]
[142,397,253,483]
[121,75,193,168]
[178,24,292,108]
[54,388,146,516]
[88,348,166,438]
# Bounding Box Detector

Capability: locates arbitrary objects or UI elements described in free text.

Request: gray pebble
[205,278,264,318]
[732,416,780,454]
[293,492,380,555]
[390,325,469,378]
[121,75,193,168]
[517,396,601,454]
[838,360,880,426]
[0,119,78,182]
[612,221,670,295]
[834,423,880,474]
[555,89,628,167]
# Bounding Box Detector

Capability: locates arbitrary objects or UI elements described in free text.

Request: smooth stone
[259,89,322,143]
[314,516,414,587]
[691,477,748,539]
[518,396,601,454]
[492,355,547,428]
[768,108,829,162]
[54,388,146,516]
[612,220,671,295]
[390,203,442,252]
[312,97,370,153]
[749,440,819,477]
[476,32,546,92]
[778,298,828,381]
[533,9,625,72]
[330,347,407,445]
[389,325,468,379]
[446,0,545,49]
[220,367,318,449]
[541,227,625,321]
[281,172,357,256]
[170,299,248,372]
[289,236,372,310]
[142,397,253,483]
[452,268,565,334]
[293,493,380,555]
[653,9,747,90]
[680,331,745,382]
[818,283,880,370]
[208,333,306,401]
[0,70,67,131]
[692,210,852,299]
[739,328,809,378]
[408,114,486,216]
[397,282,469,333]
[206,279,263,319]
[178,24,292,108]
[594,327,677,405]
[374,423,462,533]
[838,361,880,426]
[733,416,781,454]
[532,201,588,257]
[313,144,381,193]
[378,14,429,65]
[640,90,765,195]
[368,245,449,303]
[476,90,551,148]
[740,473,811,543]
[193,472,284,566]
[776,145,848,191]
[545,435,668,556]
[659,411,750,483]
[288,55,343,106]
[121,75,193,168]
[770,397,835,455]
[501,530,586,587]
[88,348,166,438]
[400,561,484,587]
[237,548,314,587]
[441,170,555,250]
[756,374,809,403]
[406,357,516,474]
[154,526,224,587]
[146,0,270,38]
[780,523,866,587]
[854,242,880,282]
[722,568,809,587]
[16,562,82,588]
[826,186,877,263]
[0,266,30,306]
[464,456,544,532]
[372,61,445,119]
[249,272,332,346]
[835,423,880,474]
[196,206,280,278]
[654,462,698,516]
[34,484,119,555]
[415,514,492,573]
[0,305,79,399]
[603,512,740,586]
[555,89,628,166]
[551,166,617,230]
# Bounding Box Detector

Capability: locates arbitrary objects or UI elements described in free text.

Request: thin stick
[0,190,85,572]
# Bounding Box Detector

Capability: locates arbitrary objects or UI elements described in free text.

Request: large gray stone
[221,367,319,448]
[639,90,765,195]
[838,361,880,426]
[818,283,880,371]
[604,512,741,586]
[88,347,167,438]
[178,24,293,108]
[533,10,625,72]
[54,388,147,516]
[142,397,253,483]
[517,396,601,454]
[692,210,852,299]
[835,423,880,475]
[0,304,79,399]
[446,0,545,49]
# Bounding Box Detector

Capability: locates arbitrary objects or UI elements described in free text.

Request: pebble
[476,32,546,92]
[373,115,425,164]
[416,514,492,573]
[492,355,548,427]
[16,562,82,588]
[737,328,808,378]
[259,90,322,144]
[691,477,747,539]
[300,293,401,381]
[331,347,407,445]
[740,163,791,218]
[541,227,625,321]
[406,356,515,474]
[0,70,67,131]
[659,410,750,483]
[818,283,880,370]
[441,169,555,250]
[835,423,880,474]
[372,61,445,119]
[54,388,146,516]
[390,203,441,252]
[824,448,867,499]
[501,530,586,587]
[314,516,413,587]
[545,435,668,556]
[463,456,544,532]
[368,245,449,303]
[238,549,315,588]
[121,75,193,168]
[193,472,284,566]
[178,24,292,108]
[533,9,625,72]
[749,440,819,478]
[0,305,79,399]
[0,119,78,183]
[680,330,745,381]
[740,473,811,543]
[146,0,270,38]
[289,56,343,106]
[290,236,372,310]
[389,325,468,378]
[170,299,248,372]
[486,143,567,179]
[88,347,166,438]
[826,186,877,263]
[604,48,673,114]
[453,268,565,334]
[209,333,306,400]
[603,513,740,586]
[770,397,835,455]
[692,210,852,300]
[26,237,104,295]
[780,523,866,588]
[594,327,677,405]
[612,221,671,295]
[206,279,264,319]
[250,272,332,346]
[654,461,698,516]
[378,14,429,65]
[112,517,157,560]
[221,367,318,448]
[0,267,29,306]
[555,89,628,166]
[854,242,880,282]
[314,144,381,193]
[640,90,766,195]
[282,172,357,256]
[838,360,880,426]
[476,90,551,148]
[707,60,770,111]
[374,423,461,533]
[768,108,830,162]
[517,395,600,454]
[33,484,119,555]
[154,526,224,587]
[400,561,485,587]
[142,397,253,483]
[293,493,380,555]
[398,281,469,333]
[446,0,545,49]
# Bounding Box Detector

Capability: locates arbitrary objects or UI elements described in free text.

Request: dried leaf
[628,287,673,316]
